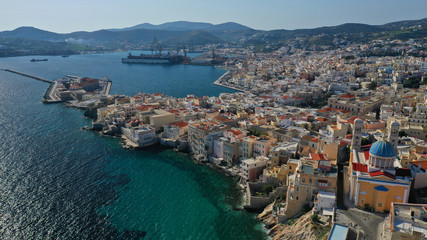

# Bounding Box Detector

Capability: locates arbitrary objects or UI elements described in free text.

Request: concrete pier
[3,69,54,84]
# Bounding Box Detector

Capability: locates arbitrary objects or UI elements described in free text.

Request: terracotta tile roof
[318,107,350,114]
[214,115,234,123]
[317,109,329,113]
[363,151,370,161]
[347,116,366,125]
[171,121,188,128]
[227,129,243,135]
[352,162,368,172]
[411,160,427,170]
[339,140,350,148]
[167,109,180,114]
[316,117,328,122]
[310,153,327,161]
[137,105,158,111]
[301,135,315,141]
[300,146,317,156]
[369,171,396,180]
[364,122,386,130]
[340,94,355,99]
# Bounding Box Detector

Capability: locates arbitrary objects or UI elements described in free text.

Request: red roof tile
[316,117,328,122]
[369,171,396,180]
[340,94,355,99]
[347,116,366,125]
[171,121,188,128]
[137,105,158,111]
[310,153,327,161]
[352,162,368,172]
[411,160,427,170]
[227,129,243,135]
[363,151,370,161]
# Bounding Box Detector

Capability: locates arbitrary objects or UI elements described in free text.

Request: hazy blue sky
[1,0,426,33]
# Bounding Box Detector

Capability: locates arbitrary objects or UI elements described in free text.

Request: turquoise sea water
[0,54,266,239]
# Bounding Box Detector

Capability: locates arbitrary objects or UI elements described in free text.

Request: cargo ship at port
[122,38,190,64]
[121,51,191,64]
[30,58,48,62]
[122,53,172,64]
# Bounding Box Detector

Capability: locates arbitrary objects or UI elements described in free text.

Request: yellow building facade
[348,143,411,212]
[351,174,409,212]
[347,119,411,213]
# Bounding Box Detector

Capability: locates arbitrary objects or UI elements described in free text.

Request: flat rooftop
[328,224,349,240]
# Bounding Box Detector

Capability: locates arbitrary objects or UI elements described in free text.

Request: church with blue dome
[345,118,412,213]
[369,140,396,158]
[367,140,396,170]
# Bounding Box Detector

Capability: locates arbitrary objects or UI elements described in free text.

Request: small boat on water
[30,59,48,62]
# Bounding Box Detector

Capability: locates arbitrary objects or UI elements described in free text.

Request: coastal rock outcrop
[259,206,331,240]
[257,201,276,228]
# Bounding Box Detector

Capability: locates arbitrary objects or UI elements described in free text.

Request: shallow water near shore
[0,54,265,239]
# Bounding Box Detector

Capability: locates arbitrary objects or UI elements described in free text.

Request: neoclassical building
[346,119,412,213]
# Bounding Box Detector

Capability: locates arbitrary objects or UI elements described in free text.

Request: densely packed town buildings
[80,38,427,239]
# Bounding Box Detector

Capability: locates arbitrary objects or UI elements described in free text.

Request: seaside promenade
[213,70,245,92]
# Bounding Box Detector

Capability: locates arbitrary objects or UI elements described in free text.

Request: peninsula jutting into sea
[0,11,427,240]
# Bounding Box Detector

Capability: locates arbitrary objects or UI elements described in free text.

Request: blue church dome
[369,140,395,158]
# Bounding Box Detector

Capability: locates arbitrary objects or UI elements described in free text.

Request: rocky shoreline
[257,204,332,240]
[86,116,275,236]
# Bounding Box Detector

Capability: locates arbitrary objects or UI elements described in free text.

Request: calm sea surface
[0,53,266,239]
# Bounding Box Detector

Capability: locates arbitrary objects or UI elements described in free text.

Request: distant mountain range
[0,18,426,54]
[0,21,253,46]
[253,18,427,42]
[106,21,252,32]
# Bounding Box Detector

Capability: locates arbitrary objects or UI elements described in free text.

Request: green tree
[403,77,421,89]
[262,185,273,195]
[311,214,320,224]
[369,81,377,90]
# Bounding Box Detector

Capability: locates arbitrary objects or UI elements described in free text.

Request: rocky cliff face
[258,204,331,240]
[258,201,276,228]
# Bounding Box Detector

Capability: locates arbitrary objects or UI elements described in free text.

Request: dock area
[3,69,112,104]
[43,81,62,103]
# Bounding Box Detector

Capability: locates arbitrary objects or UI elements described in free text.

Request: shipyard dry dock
[2,69,112,103]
